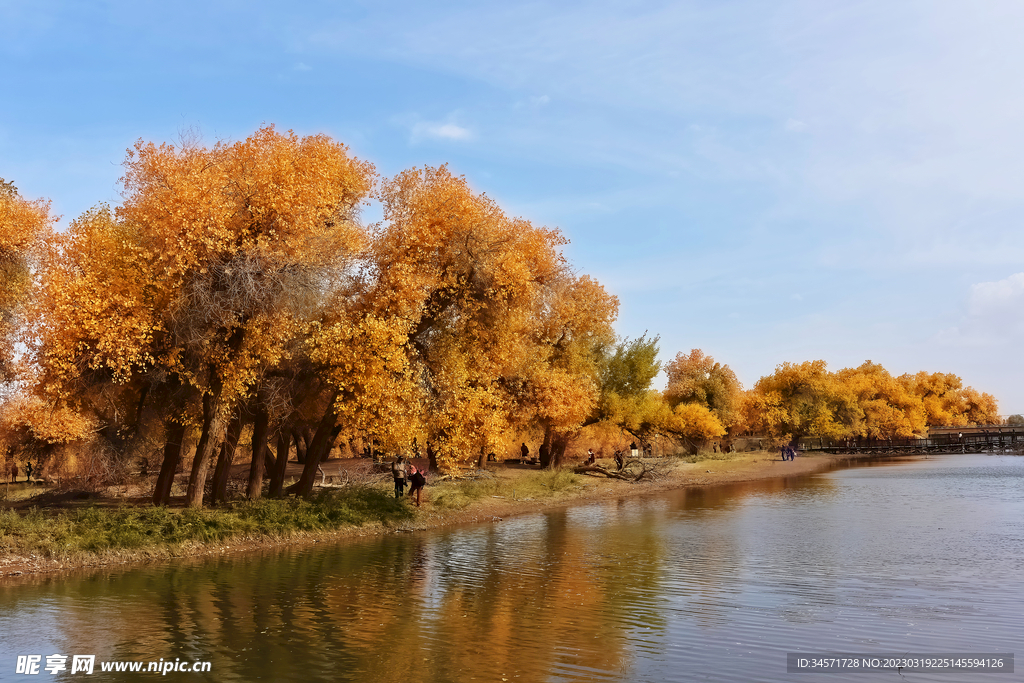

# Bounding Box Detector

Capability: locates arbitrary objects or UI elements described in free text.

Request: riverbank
[0,450,896,579]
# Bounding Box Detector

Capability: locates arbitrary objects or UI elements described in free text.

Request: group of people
[391,455,427,506]
[7,461,32,483]
[780,445,798,461]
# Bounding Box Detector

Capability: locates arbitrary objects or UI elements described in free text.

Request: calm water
[1,454,1021,682]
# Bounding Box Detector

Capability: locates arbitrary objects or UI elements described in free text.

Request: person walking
[24,461,33,482]
[391,455,408,499]
[521,443,529,462]
[630,442,638,459]
[408,464,427,507]
[8,461,17,483]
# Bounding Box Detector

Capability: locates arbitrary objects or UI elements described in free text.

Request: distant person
[587,449,596,465]
[25,461,33,482]
[521,443,529,462]
[408,464,426,507]
[781,446,788,461]
[630,442,638,459]
[391,455,408,499]
[8,461,17,483]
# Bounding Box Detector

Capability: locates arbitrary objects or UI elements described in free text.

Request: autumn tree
[899,371,999,426]
[558,334,671,462]
[521,274,618,467]
[835,361,925,438]
[27,127,375,506]
[122,127,374,506]
[369,166,611,472]
[664,349,743,431]
[0,178,52,382]
[743,360,856,445]
[292,306,420,496]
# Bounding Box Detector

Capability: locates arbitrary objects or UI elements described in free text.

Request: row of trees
[667,354,999,443]
[1,127,625,507]
[0,127,1001,507]
[574,347,1000,455]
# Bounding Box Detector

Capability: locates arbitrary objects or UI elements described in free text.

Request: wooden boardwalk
[799,431,1024,455]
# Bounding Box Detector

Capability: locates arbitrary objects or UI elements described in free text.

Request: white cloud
[969,272,1024,316]
[936,272,1024,347]
[410,120,474,143]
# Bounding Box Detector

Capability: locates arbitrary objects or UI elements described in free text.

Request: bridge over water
[799,431,1024,455]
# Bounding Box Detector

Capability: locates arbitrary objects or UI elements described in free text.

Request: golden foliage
[307,312,421,451]
[0,391,95,446]
[745,360,1002,443]
[0,181,53,378]
[371,166,617,469]
[664,349,743,430]
[898,371,1000,427]
[30,206,160,394]
[669,401,727,442]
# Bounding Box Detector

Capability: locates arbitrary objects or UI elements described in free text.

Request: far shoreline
[0,450,925,582]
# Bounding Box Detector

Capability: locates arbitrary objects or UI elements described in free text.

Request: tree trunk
[268,429,291,498]
[246,407,270,500]
[211,413,242,504]
[263,442,276,475]
[152,421,187,505]
[292,428,308,464]
[540,425,553,468]
[185,394,229,509]
[427,441,438,473]
[550,432,569,468]
[323,425,342,460]
[293,394,340,498]
[133,382,151,432]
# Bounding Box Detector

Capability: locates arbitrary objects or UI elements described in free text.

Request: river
[1,453,1021,682]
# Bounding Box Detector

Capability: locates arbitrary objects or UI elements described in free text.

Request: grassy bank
[0,468,590,565]
[0,487,413,563]
[430,468,583,509]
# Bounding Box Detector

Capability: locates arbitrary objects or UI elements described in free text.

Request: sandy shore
[0,450,899,581]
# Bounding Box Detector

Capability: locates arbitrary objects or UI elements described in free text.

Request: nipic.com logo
[15,654,212,675]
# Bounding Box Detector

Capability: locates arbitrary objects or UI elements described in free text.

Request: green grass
[0,487,413,560]
[679,450,744,464]
[430,468,582,510]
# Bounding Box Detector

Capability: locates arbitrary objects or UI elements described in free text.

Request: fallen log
[573,464,639,481]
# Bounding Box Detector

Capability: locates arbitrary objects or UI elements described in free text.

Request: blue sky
[4,0,1024,413]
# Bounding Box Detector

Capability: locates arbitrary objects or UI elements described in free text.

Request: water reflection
[1,454,1021,682]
